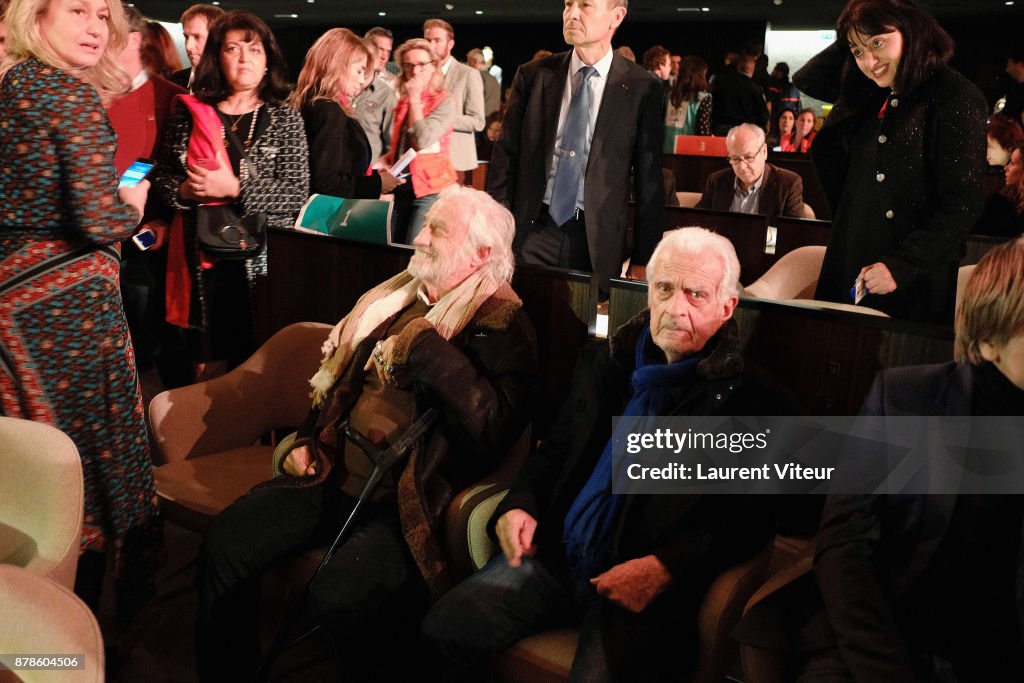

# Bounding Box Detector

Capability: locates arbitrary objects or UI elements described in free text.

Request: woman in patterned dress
[0,0,159,616]
[152,10,308,377]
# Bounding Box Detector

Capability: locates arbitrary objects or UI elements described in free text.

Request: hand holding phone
[118,158,156,188]
[131,228,157,251]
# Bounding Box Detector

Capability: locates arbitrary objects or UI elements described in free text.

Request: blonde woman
[0,0,158,616]
[388,37,457,243]
[292,28,402,198]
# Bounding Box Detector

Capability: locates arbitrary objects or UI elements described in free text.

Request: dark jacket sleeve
[793,40,849,104]
[152,104,192,211]
[782,170,805,218]
[695,170,719,210]
[395,310,539,476]
[486,64,529,208]
[305,100,384,199]
[814,494,919,682]
[630,74,669,266]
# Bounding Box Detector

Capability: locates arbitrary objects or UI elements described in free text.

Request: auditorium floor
[102,521,338,682]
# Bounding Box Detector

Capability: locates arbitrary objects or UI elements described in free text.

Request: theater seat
[147,322,332,532]
[0,417,83,590]
[0,565,104,682]
[745,246,826,300]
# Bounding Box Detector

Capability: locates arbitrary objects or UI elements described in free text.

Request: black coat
[794,42,987,324]
[487,51,665,288]
[490,311,787,677]
[301,99,383,199]
[493,312,787,576]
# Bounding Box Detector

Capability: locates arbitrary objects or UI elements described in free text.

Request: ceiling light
[273,13,299,18]
[1007,1,1015,5]
[379,11,387,15]
[445,3,455,10]
[676,7,701,11]
[475,9,483,14]
[702,6,710,11]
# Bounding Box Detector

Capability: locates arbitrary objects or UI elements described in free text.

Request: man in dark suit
[169,4,224,91]
[421,228,783,681]
[487,0,664,289]
[697,123,805,218]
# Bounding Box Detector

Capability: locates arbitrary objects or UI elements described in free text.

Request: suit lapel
[588,54,629,174]
[541,53,572,179]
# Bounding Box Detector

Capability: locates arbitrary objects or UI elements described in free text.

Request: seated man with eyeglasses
[696,123,806,218]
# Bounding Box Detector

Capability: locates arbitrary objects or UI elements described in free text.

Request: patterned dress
[0,58,159,569]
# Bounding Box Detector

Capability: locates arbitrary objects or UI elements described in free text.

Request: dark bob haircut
[837,0,954,94]
[193,10,291,106]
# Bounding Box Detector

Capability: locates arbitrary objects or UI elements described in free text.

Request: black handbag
[196,204,266,259]
[195,112,267,260]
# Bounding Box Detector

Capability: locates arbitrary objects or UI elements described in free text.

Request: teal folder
[293,194,394,245]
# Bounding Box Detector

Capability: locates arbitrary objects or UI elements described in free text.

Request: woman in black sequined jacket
[795,0,986,324]
[153,11,309,373]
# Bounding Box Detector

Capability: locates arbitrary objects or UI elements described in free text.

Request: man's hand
[282,444,318,477]
[495,509,537,567]
[363,337,400,385]
[590,555,673,613]
[858,262,897,295]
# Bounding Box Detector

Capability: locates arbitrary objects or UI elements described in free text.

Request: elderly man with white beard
[421,227,793,682]
[194,185,538,682]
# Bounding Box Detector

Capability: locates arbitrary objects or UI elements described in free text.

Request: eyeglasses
[401,60,433,72]
[727,143,766,166]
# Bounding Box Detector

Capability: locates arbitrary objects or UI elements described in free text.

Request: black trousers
[517,206,591,273]
[195,482,425,682]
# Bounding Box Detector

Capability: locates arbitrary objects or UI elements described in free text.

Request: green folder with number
[293,194,394,245]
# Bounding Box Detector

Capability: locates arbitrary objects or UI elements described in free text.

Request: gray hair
[726,123,766,148]
[430,185,516,284]
[647,227,741,302]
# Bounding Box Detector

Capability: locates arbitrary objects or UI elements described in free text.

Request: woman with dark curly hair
[153,10,308,377]
[796,0,987,323]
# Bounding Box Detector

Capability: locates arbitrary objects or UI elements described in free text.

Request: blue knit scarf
[562,327,702,580]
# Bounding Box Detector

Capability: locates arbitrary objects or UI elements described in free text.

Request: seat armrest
[147,322,332,464]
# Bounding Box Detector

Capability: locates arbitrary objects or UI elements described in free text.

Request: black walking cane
[253,408,438,682]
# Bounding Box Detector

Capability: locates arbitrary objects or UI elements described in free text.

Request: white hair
[647,227,741,302]
[427,185,516,283]
[726,123,767,149]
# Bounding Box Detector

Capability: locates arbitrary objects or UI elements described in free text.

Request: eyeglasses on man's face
[727,143,766,166]
[402,60,433,73]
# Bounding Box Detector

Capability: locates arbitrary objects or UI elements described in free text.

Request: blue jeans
[420,553,612,682]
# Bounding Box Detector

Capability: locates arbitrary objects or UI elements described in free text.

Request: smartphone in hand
[131,228,157,251]
[119,157,156,188]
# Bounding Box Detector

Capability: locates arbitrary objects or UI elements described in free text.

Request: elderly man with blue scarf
[422,227,787,682]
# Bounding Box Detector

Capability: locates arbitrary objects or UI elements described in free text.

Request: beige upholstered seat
[745,245,826,300]
[147,322,333,532]
[0,417,83,590]
[0,564,104,682]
